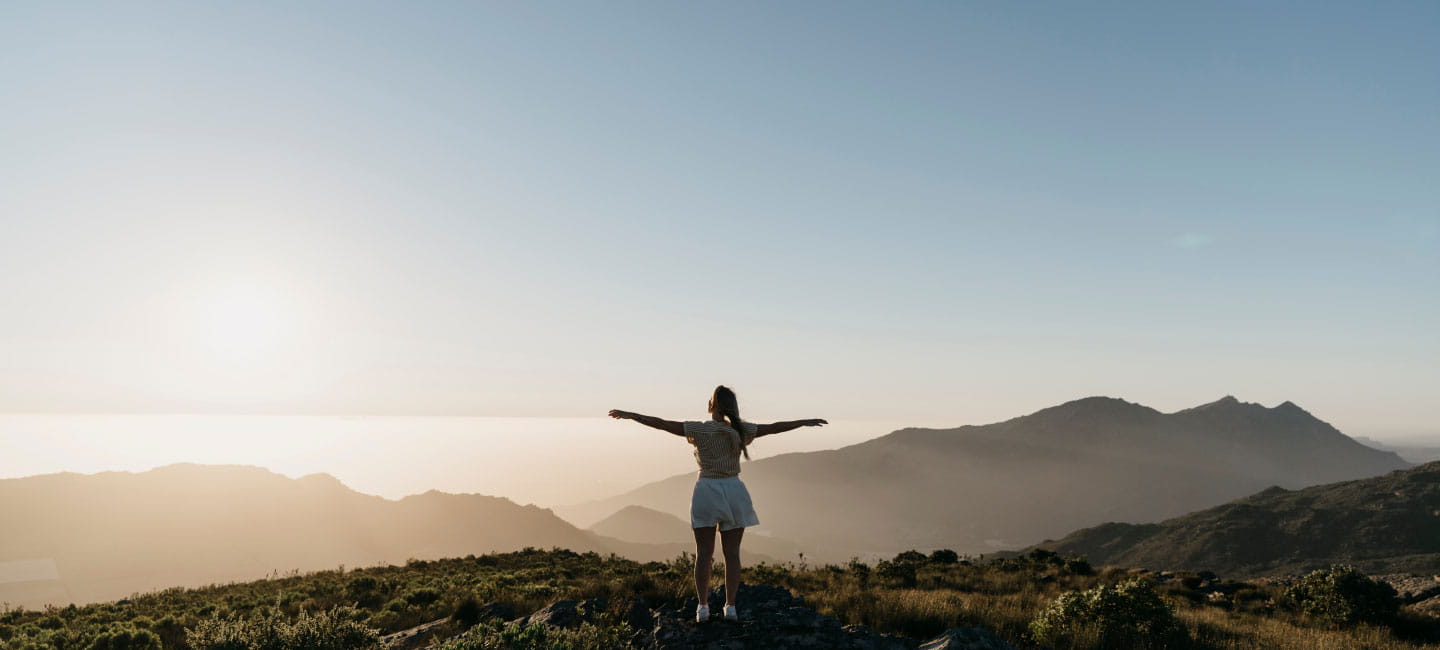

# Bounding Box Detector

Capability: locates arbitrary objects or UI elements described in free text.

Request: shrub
[435,620,630,650]
[344,576,379,597]
[1283,565,1398,627]
[404,588,442,607]
[452,598,484,629]
[845,558,871,587]
[746,563,791,586]
[85,625,162,650]
[875,559,917,588]
[1030,578,1184,649]
[928,549,960,565]
[187,606,381,650]
[1063,557,1093,576]
[893,550,927,564]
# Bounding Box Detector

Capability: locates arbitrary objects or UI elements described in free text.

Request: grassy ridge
[1,548,1436,649]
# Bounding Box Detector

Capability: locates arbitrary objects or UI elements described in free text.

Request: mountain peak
[1022,396,1162,423]
[1196,395,1244,409]
[1272,400,1308,415]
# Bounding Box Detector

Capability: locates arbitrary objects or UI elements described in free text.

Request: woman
[609,385,827,623]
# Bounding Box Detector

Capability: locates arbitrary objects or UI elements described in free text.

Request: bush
[1030,578,1184,649]
[875,559,917,588]
[1063,557,1094,576]
[187,606,381,650]
[344,576,379,598]
[452,598,483,628]
[845,558,871,587]
[1283,565,1398,627]
[435,620,630,650]
[404,587,442,607]
[88,627,162,650]
[928,549,959,565]
[893,550,928,565]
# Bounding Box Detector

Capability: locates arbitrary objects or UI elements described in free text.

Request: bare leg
[720,527,744,607]
[693,526,716,603]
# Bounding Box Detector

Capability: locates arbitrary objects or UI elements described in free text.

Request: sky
[1,2,1436,436]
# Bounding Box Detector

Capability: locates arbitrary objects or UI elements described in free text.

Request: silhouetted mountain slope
[0,464,702,608]
[1036,461,1440,576]
[590,505,695,544]
[589,505,809,563]
[558,397,1408,556]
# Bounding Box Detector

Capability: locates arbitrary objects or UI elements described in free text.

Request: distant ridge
[1033,461,1440,576]
[0,464,714,608]
[588,505,812,563]
[557,396,1408,556]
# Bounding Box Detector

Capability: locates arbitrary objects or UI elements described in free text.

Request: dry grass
[744,559,1440,649]
[1179,607,1432,650]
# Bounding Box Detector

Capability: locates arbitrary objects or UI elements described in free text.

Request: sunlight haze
[2,2,1436,468]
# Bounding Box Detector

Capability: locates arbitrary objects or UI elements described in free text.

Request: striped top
[684,420,760,479]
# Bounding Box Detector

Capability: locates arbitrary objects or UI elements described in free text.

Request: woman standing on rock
[609,385,827,623]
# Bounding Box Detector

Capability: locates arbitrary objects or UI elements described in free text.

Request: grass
[1,548,1435,649]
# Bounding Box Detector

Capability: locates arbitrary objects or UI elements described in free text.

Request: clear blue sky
[1,2,1435,432]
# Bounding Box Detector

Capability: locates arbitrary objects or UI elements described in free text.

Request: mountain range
[0,464,775,608]
[589,505,812,563]
[1034,460,1440,576]
[3,395,1412,608]
[557,396,1408,555]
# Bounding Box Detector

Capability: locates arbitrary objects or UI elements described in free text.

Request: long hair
[712,385,750,461]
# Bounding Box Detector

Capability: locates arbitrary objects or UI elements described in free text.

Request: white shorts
[690,476,760,531]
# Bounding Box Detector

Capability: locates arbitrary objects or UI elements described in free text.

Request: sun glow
[194,282,294,366]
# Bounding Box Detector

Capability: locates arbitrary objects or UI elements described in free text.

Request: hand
[608,409,636,420]
[801,419,828,427]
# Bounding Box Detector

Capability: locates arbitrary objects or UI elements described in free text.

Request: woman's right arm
[608,410,685,436]
[755,419,827,437]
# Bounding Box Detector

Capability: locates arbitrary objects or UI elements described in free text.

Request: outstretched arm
[608,410,685,436]
[755,419,827,437]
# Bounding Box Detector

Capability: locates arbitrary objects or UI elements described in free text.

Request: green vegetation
[1040,461,1440,577]
[186,607,380,650]
[1029,578,1183,649]
[0,548,1434,649]
[1283,565,1401,627]
[433,620,630,650]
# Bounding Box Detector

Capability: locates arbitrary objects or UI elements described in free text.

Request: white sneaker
[723,604,738,621]
[695,605,710,622]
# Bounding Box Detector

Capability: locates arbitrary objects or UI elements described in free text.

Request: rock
[380,617,452,649]
[457,584,1008,649]
[512,598,609,628]
[620,596,656,631]
[648,585,916,650]
[918,627,1016,650]
[1377,574,1440,604]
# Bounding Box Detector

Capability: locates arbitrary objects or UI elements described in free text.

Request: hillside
[589,505,811,563]
[0,464,717,608]
[558,396,1408,555]
[5,548,1438,650]
[1034,461,1440,576]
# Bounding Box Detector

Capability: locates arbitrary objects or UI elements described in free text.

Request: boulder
[917,627,1016,650]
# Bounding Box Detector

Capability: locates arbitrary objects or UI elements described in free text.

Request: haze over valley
[3,394,1423,611]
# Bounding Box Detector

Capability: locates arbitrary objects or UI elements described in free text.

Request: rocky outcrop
[433,584,1014,649]
[918,627,1015,650]
[1377,574,1440,604]
[649,584,914,649]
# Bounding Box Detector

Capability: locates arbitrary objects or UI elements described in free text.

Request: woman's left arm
[755,419,827,437]
[608,410,685,436]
